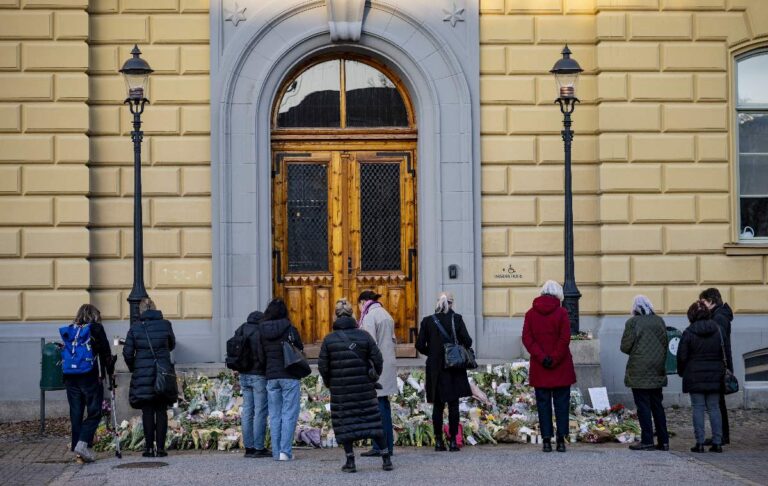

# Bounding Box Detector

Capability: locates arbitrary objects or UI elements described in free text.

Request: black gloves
[542,356,553,369]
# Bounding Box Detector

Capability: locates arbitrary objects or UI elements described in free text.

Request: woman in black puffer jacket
[318,299,391,473]
[123,298,176,457]
[677,300,725,454]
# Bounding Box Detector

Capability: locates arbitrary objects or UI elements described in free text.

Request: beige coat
[361,304,398,397]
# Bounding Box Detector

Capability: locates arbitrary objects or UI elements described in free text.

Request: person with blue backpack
[60,304,114,463]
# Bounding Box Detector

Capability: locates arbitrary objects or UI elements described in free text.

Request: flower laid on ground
[93,363,639,452]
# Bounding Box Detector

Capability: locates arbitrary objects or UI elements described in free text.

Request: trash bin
[40,342,65,391]
[665,327,682,375]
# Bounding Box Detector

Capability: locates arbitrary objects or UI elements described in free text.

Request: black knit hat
[358,290,382,303]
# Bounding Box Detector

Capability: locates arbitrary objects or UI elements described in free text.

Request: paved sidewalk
[1,409,766,485]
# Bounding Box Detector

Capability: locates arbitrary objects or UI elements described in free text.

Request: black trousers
[65,374,104,451]
[141,402,168,450]
[719,392,730,442]
[632,388,669,445]
[534,387,570,440]
[432,399,460,440]
[342,437,386,455]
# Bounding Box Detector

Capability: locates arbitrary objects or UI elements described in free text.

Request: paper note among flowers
[588,387,610,412]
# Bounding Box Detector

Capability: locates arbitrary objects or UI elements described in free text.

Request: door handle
[273,250,284,283]
[406,248,417,281]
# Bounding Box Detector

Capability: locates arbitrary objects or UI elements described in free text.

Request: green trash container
[665,326,683,375]
[40,341,65,391]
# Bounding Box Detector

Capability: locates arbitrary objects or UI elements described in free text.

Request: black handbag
[431,314,477,370]
[282,329,311,379]
[142,322,179,403]
[718,328,739,395]
[337,330,382,389]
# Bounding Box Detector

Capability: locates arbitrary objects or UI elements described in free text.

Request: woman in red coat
[522,280,577,453]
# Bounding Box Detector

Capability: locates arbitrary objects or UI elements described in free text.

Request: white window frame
[735,49,768,242]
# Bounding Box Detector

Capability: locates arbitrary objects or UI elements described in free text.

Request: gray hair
[335,298,353,318]
[434,292,455,314]
[139,297,156,314]
[632,295,655,316]
[540,280,564,301]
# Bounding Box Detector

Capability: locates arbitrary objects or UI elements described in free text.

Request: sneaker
[690,443,706,453]
[244,448,257,458]
[253,448,271,457]
[74,441,95,463]
[360,449,381,457]
[709,444,723,453]
[278,452,291,461]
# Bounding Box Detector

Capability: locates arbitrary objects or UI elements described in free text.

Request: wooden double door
[272,147,418,357]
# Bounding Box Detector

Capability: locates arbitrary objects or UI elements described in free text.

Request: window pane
[738,53,768,106]
[740,197,768,238]
[287,164,328,272]
[739,154,768,196]
[345,61,408,127]
[277,61,340,128]
[360,163,401,271]
[738,112,768,153]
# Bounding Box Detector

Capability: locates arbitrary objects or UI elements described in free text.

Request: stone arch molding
[210,0,481,356]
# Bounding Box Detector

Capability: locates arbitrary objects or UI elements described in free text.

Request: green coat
[620,314,668,389]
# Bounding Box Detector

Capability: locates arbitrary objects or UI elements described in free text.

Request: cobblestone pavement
[1,409,766,486]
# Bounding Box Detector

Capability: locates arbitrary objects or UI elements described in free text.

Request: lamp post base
[563,289,581,335]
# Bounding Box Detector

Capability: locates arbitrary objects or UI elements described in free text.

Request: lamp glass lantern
[550,45,583,99]
[119,45,153,100]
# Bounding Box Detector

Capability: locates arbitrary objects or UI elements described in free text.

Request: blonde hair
[74,304,101,325]
[139,297,156,314]
[335,298,353,318]
[540,280,564,301]
[434,292,455,314]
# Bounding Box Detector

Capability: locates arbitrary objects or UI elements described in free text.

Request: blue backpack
[59,323,95,375]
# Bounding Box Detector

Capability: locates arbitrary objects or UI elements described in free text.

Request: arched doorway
[271,55,418,357]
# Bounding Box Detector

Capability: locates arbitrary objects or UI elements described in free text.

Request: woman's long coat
[123,309,176,408]
[415,311,473,403]
[522,295,577,389]
[318,316,384,443]
[360,304,398,397]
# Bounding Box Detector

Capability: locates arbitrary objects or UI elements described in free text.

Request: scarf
[357,301,381,328]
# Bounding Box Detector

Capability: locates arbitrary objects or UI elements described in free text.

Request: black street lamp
[120,45,153,325]
[550,45,583,334]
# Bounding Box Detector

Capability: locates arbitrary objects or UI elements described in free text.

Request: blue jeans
[240,374,267,450]
[690,392,722,445]
[372,396,394,454]
[64,374,104,451]
[266,378,301,459]
[534,387,570,440]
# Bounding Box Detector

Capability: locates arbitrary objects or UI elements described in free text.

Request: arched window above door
[275,57,412,129]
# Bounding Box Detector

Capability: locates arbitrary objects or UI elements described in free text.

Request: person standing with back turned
[358,290,398,458]
[620,295,670,451]
[699,287,733,446]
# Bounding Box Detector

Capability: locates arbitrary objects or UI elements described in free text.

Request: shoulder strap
[337,330,369,364]
[142,321,159,362]
[431,314,456,344]
[717,327,728,368]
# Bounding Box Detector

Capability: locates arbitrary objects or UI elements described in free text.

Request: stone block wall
[480,0,768,318]
[0,0,91,320]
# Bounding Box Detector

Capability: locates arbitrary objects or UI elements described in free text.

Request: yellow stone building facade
[1,0,767,411]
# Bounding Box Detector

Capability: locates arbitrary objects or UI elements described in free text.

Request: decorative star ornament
[225,2,247,27]
[442,2,465,28]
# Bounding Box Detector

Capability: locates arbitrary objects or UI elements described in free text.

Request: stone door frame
[210,0,481,357]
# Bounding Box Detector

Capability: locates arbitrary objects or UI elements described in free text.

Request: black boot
[382,453,393,471]
[142,446,155,458]
[542,438,552,453]
[434,438,447,452]
[709,444,723,453]
[341,453,356,473]
[155,449,167,457]
[690,443,705,453]
[556,436,566,453]
[448,437,460,452]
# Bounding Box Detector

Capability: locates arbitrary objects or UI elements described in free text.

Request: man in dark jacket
[63,304,115,463]
[123,298,176,457]
[677,301,725,453]
[318,299,391,473]
[699,287,733,445]
[237,310,270,458]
